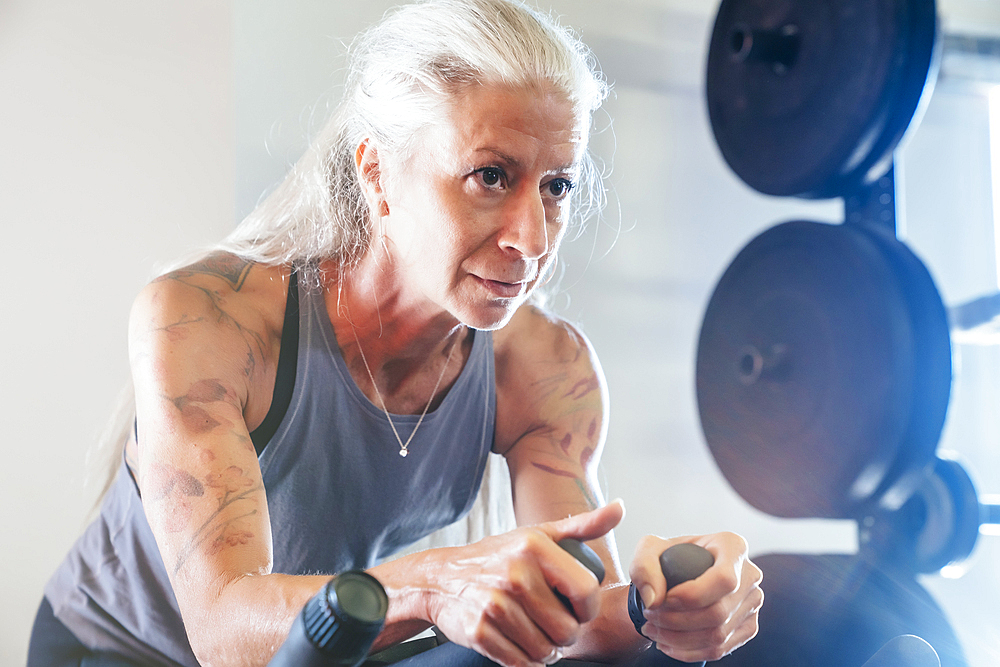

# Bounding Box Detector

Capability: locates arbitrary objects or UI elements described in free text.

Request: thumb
[544,499,625,544]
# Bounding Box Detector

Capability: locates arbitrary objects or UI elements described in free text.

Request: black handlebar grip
[658,543,715,590]
[558,538,606,584]
[628,543,715,666]
[268,570,388,667]
[554,538,605,618]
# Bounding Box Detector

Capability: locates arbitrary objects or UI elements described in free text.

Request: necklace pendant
[399,448,408,458]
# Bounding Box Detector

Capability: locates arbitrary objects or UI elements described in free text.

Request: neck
[320,257,469,408]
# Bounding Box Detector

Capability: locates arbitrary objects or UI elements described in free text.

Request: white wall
[0,1,233,663]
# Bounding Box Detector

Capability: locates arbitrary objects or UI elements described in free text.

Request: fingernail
[641,584,656,608]
[543,647,565,664]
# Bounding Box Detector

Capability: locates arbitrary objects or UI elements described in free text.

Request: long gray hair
[218,0,609,269]
[92,1,609,523]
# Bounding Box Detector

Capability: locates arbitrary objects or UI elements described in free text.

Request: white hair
[218,0,609,270]
[92,0,610,514]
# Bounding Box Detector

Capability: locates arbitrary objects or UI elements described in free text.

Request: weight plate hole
[727,24,801,74]
[729,25,752,61]
[738,346,764,385]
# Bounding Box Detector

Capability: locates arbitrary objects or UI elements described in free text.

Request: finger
[654,611,762,665]
[541,647,565,665]
[543,499,625,544]
[645,578,764,656]
[645,558,763,633]
[483,540,583,647]
[629,534,689,609]
[531,501,625,622]
[471,619,545,667]
[487,588,572,664]
[661,533,748,610]
[528,541,607,624]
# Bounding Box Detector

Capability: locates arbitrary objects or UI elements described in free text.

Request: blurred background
[2,0,999,664]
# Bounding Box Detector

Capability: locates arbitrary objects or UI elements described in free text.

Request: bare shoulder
[131,252,288,348]
[129,252,290,425]
[158,252,259,291]
[493,304,603,392]
[136,252,287,319]
[493,304,607,455]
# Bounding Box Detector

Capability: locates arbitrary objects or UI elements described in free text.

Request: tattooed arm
[128,255,331,666]
[492,305,644,662]
[495,307,763,665]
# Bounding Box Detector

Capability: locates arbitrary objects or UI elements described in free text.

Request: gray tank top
[45,267,497,666]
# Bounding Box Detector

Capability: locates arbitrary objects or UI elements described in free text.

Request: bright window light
[989,85,1000,288]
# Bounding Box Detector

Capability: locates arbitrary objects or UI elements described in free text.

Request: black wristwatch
[627,582,649,638]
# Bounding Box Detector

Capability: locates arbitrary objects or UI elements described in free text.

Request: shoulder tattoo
[158,254,254,292]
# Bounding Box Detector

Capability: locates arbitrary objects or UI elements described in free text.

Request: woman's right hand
[374,501,623,667]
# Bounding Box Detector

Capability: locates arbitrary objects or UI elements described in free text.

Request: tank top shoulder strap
[249,267,299,455]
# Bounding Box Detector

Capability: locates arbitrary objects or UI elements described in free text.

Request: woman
[31,1,762,666]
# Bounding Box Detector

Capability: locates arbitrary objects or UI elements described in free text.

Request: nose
[498,187,548,261]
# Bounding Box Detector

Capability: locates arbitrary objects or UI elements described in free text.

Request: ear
[355,138,390,218]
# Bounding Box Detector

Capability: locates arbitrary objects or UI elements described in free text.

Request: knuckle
[719,570,740,594]
[506,563,530,595]
[630,536,665,581]
[752,586,765,611]
[706,625,729,646]
[467,618,490,645]
[482,591,505,619]
[747,561,764,586]
[552,621,579,647]
[635,534,666,554]
[706,646,729,662]
[511,529,548,564]
[749,613,761,639]
[527,642,554,663]
[705,602,730,627]
[521,528,547,551]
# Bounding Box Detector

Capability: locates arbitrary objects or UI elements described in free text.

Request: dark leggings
[27,598,144,667]
[381,641,686,667]
[29,597,676,667]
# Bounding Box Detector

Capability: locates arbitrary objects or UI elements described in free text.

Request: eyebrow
[473,147,579,175]
[474,147,522,168]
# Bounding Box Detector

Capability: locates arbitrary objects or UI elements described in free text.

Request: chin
[454,298,523,331]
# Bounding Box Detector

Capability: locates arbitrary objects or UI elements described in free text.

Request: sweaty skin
[128,82,761,667]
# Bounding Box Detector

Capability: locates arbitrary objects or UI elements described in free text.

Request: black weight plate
[914,458,981,572]
[711,554,968,667]
[864,457,981,573]
[696,221,950,518]
[856,223,952,509]
[706,0,937,198]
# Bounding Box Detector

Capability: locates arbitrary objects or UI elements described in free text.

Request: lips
[480,277,526,298]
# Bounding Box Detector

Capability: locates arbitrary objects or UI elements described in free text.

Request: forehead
[424,83,588,170]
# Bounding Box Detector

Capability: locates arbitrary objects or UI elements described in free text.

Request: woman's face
[376,83,587,330]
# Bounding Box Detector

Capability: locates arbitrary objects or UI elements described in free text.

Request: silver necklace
[350,324,461,458]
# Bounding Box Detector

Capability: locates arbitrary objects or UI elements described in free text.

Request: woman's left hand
[628,532,763,663]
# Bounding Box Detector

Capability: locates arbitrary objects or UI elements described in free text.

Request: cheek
[546,214,569,253]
